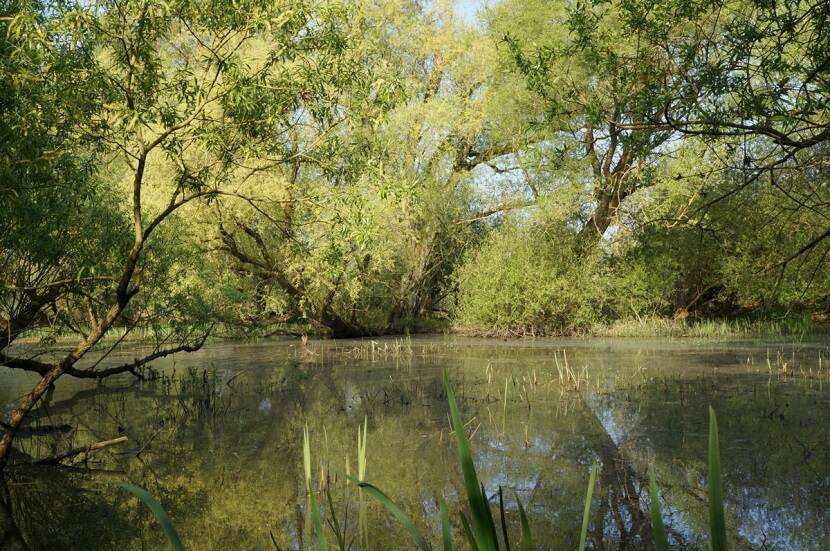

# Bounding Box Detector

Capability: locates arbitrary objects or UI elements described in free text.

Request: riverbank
[12,313,829,349]
[452,314,829,339]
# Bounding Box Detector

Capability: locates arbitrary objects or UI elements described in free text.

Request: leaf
[325,487,346,550]
[304,424,312,492]
[114,482,184,551]
[440,497,453,551]
[578,460,598,551]
[309,489,328,551]
[708,406,728,551]
[648,468,669,551]
[498,487,511,551]
[515,493,533,551]
[443,369,500,551]
[460,512,480,551]
[344,475,430,551]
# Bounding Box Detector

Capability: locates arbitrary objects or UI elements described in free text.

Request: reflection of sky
[589,389,829,549]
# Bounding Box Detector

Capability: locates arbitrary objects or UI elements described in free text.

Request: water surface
[2,336,828,550]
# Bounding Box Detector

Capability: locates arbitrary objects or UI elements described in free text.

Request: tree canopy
[1,0,829,467]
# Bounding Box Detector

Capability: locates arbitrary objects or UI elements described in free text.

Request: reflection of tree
[5,340,830,549]
[0,481,27,550]
[3,468,140,549]
[595,370,830,549]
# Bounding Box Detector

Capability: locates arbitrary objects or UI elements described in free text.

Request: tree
[460,0,830,329]
[489,0,678,241]
[628,0,830,271]
[208,0,535,336]
[0,0,362,468]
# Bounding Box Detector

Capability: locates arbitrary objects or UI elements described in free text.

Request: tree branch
[0,325,213,380]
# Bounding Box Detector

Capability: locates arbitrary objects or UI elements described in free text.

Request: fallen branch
[36,436,128,465]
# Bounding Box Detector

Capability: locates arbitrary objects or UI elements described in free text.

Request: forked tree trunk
[0,299,128,469]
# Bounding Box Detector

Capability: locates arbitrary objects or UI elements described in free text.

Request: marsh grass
[310,336,417,361]
[344,373,732,550]
[553,350,588,390]
[763,348,830,382]
[595,314,819,339]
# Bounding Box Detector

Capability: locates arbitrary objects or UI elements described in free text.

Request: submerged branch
[36,436,128,465]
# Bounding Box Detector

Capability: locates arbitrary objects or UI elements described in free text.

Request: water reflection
[0,337,828,549]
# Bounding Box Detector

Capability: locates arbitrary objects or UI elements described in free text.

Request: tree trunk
[0,294,130,469]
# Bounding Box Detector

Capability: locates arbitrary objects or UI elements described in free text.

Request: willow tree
[207,0,536,336]
[625,0,830,283]
[0,0,362,468]
[487,0,685,241]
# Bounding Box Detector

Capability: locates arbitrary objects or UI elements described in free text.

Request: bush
[454,221,607,334]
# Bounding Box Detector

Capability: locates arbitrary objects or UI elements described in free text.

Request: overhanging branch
[0,325,214,380]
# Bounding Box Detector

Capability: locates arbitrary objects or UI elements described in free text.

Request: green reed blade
[498,487,511,551]
[309,489,328,551]
[358,416,368,481]
[708,406,728,551]
[114,482,185,551]
[443,369,500,551]
[481,483,499,545]
[304,425,312,493]
[648,468,669,551]
[578,460,598,551]
[515,493,533,551]
[325,487,346,551]
[344,475,430,551]
[440,497,453,551]
[460,512,480,551]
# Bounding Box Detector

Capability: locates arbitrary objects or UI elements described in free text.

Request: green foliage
[440,497,453,551]
[5,0,828,354]
[114,482,185,551]
[455,221,608,334]
[577,460,597,551]
[444,369,501,550]
[708,407,727,551]
[648,469,670,551]
[346,476,430,551]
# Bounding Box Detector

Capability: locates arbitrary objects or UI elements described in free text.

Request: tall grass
[344,370,601,550]
[648,406,728,550]
[357,416,368,550]
[595,313,816,338]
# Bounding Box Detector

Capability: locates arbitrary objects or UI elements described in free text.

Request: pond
[1,336,829,550]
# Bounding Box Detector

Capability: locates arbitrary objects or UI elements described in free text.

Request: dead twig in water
[36,436,128,465]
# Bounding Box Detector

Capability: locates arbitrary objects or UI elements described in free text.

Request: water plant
[647,406,728,550]
[348,371,729,549]
[114,482,184,551]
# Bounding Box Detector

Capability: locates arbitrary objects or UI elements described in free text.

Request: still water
[1,336,829,550]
